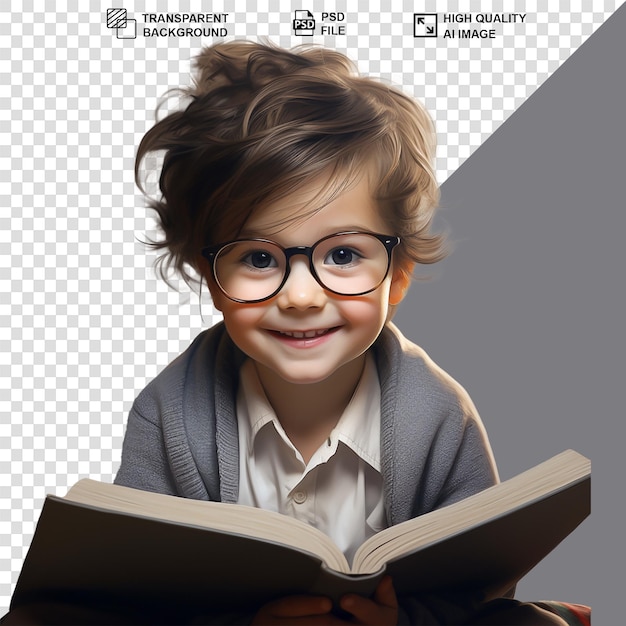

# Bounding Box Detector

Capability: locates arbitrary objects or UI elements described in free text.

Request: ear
[388,263,414,306]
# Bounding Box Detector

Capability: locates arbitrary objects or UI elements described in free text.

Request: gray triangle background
[395,4,625,620]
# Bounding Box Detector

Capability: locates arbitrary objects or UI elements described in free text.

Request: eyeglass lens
[213,233,391,302]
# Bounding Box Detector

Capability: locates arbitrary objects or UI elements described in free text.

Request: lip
[266,326,341,348]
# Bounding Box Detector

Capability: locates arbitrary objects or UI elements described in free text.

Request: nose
[275,257,327,310]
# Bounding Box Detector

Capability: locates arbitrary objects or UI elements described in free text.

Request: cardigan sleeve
[430,411,499,510]
[114,396,179,496]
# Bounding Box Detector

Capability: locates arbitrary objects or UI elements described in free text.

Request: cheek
[341,294,390,329]
[220,304,266,339]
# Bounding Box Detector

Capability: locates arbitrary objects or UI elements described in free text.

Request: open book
[10,450,590,615]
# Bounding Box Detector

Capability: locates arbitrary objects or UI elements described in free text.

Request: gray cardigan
[114,322,499,624]
[115,321,498,525]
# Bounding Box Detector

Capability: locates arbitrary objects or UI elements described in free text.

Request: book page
[353,450,590,573]
[65,480,351,574]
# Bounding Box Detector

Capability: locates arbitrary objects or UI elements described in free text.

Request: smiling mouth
[273,327,338,339]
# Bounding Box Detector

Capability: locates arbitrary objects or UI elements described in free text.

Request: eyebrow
[237,226,380,241]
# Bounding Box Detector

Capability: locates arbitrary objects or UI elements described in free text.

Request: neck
[253,355,367,463]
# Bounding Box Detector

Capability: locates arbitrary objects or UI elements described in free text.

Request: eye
[324,247,361,266]
[242,250,278,269]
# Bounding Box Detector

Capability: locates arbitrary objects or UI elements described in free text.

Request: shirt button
[293,490,307,504]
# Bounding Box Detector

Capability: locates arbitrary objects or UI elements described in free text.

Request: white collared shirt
[236,353,387,564]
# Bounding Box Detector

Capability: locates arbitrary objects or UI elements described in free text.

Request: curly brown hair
[135,40,445,288]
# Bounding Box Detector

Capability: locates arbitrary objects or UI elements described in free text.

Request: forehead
[240,169,389,243]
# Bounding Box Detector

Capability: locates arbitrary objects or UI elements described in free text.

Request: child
[118,41,494,623]
[2,41,570,625]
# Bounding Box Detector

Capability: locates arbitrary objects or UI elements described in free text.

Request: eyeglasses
[202,231,400,303]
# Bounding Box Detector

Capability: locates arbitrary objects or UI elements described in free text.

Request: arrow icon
[414,13,438,38]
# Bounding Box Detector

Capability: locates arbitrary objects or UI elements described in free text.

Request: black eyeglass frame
[201,231,401,303]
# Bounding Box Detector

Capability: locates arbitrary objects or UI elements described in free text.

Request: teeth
[280,329,330,338]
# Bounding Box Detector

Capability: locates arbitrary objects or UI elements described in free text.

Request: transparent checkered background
[1,0,620,611]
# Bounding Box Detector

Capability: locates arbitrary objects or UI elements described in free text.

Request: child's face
[207,172,411,387]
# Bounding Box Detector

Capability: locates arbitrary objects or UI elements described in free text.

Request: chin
[268,363,343,386]
[277,371,336,386]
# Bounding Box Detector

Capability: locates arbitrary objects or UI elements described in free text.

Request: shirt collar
[237,353,381,471]
[330,353,381,471]
[237,359,276,452]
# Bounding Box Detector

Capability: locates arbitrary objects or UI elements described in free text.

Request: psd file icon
[293,10,315,35]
